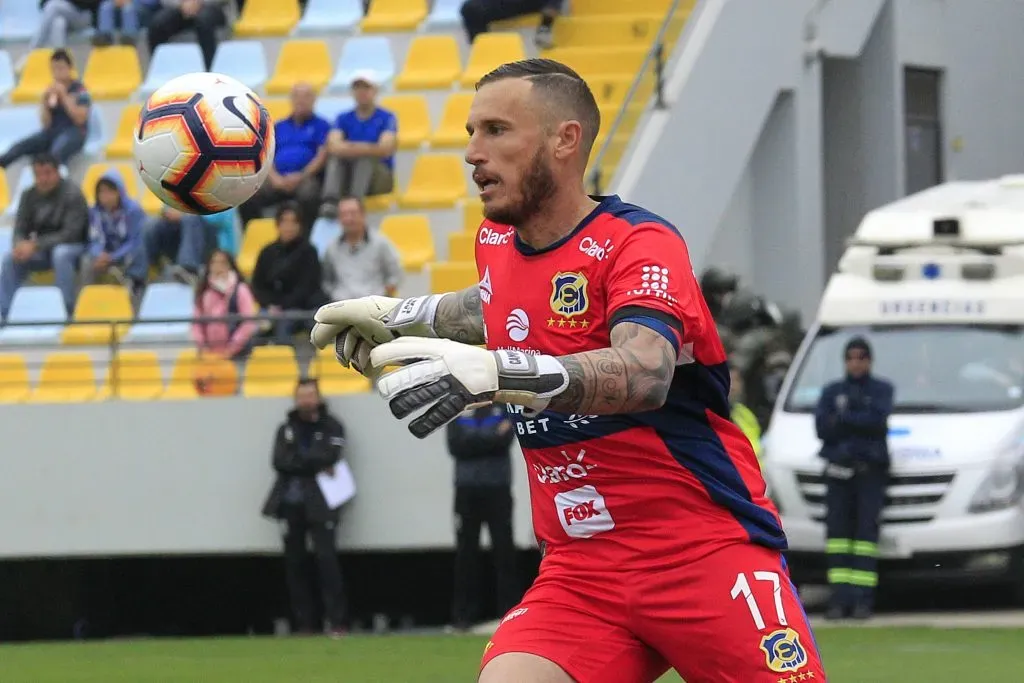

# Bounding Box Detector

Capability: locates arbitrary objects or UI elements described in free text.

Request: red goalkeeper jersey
[474,195,786,568]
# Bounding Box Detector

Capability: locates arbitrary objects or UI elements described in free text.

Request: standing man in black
[446,404,520,631]
[262,379,349,635]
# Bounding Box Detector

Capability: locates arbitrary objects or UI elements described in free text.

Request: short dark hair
[32,152,59,169]
[296,377,320,392]
[50,49,73,66]
[274,200,302,224]
[476,58,601,159]
[338,195,364,213]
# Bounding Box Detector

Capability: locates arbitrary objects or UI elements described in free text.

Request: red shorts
[481,543,827,683]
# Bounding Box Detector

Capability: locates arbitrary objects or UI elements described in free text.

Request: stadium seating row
[0,345,371,404]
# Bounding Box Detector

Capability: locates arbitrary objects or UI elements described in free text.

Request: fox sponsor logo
[533,449,597,484]
[579,236,614,261]
[479,226,514,246]
[554,485,614,539]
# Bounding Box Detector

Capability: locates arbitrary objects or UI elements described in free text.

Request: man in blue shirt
[240,82,329,232]
[320,71,397,218]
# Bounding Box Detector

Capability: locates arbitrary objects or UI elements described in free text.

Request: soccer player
[310,59,827,683]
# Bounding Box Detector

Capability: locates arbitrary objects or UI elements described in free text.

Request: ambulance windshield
[784,324,1024,414]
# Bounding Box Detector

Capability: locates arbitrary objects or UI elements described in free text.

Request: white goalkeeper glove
[310,294,446,374]
[369,338,570,439]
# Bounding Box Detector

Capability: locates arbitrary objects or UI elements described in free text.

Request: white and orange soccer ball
[133,72,275,215]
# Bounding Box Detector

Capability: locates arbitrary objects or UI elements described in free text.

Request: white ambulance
[763,176,1024,599]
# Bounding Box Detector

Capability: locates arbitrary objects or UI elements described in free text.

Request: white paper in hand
[316,461,356,509]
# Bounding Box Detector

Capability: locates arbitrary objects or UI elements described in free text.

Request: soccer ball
[134,72,275,215]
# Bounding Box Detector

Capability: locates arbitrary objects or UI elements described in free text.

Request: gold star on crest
[557,319,566,327]
[568,319,578,328]
[546,318,556,327]
[581,319,590,328]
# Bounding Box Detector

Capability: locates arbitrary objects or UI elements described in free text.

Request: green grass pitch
[1,628,1021,681]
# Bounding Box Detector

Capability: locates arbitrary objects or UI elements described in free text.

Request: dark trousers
[452,485,519,626]
[281,503,347,631]
[147,5,225,71]
[460,0,561,42]
[824,466,888,610]
[239,176,321,234]
[0,126,86,168]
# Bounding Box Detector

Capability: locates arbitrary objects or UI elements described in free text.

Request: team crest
[550,272,589,318]
[759,628,808,673]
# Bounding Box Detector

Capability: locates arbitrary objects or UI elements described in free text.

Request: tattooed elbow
[637,375,671,412]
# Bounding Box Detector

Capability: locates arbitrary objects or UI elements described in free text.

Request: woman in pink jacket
[191,249,259,360]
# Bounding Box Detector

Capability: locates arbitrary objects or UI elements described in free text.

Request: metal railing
[586,0,685,195]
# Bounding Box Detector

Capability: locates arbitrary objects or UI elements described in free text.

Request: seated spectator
[0,154,88,318]
[191,249,259,361]
[251,202,326,346]
[148,0,227,71]
[0,49,91,168]
[322,197,401,301]
[320,72,397,217]
[239,82,328,233]
[79,171,148,295]
[25,1,98,59]
[145,207,215,283]
[94,0,158,46]
[460,0,562,48]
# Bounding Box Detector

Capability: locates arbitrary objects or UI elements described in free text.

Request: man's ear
[552,120,584,161]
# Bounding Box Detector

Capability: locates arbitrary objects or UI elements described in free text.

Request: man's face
[290,83,315,119]
[338,199,364,237]
[295,383,321,415]
[351,81,376,108]
[465,79,556,226]
[97,183,120,211]
[33,163,60,193]
[50,59,71,83]
[845,348,871,379]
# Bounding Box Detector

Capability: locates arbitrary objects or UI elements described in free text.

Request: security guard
[815,337,894,619]
[729,367,762,463]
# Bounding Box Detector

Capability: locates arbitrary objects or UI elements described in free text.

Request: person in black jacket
[262,379,349,635]
[250,202,327,345]
[815,337,894,620]
[445,404,520,631]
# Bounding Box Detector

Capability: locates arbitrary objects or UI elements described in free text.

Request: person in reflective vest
[729,366,762,462]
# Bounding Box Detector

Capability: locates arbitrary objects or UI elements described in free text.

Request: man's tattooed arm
[545,322,677,415]
[433,285,486,345]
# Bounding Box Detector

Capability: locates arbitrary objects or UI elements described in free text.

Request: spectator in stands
[145,208,215,283]
[262,378,349,637]
[239,82,328,233]
[79,171,148,296]
[0,49,91,168]
[147,0,228,71]
[0,153,88,318]
[321,197,402,301]
[94,0,156,46]
[191,249,258,360]
[320,72,397,217]
[26,1,99,58]
[460,0,562,48]
[250,202,326,346]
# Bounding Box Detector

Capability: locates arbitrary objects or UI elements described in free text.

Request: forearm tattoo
[434,285,486,345]
[546,323,677,415]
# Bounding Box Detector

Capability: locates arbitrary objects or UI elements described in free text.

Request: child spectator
[191,249,258,361]
[80,171,149,295]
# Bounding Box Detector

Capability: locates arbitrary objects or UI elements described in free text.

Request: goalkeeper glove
[310,294,446,374]
[369,337,570,439]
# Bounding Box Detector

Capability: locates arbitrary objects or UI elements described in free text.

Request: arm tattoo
[545,323,677,415]
[433,285,486,345]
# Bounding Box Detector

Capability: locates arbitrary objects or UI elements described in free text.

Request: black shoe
[92,32,114,47]
[319,201,338,219]
[824,605,846,621]
[851,604,873,620]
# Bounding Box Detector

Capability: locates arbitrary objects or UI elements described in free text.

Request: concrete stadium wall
[617,0,1024,319]
[0,396,538,558]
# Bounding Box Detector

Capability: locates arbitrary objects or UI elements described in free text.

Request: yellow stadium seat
[28,353,99,403]
[379,214,436,271]
[493,13,541,29]
[11,49,60,103]
[395,35,461,90]
[398,154,467,209]
[234,0,301,36]
[238,218,278,278]
[463,202,484,231]
[267,40,332,95]
[551,16,664,48]
[106,104,142,159]
[104,350,164,401]
[448,231,475,262]
[571,0,678,15]
[262,97,291,123]
[379,95,430,150]
[598,102,644,140]
[429,261,479,294]
[363,193,395,212]
[541,46,648,79]
[0,354,30,403]
[141,187,166,215]
[0,169,9,215]
[361,0,428,32]
[61,285,134,346]
[460,33,525,88]
[84,46,142,100]
[163,349,202,400]
[311,347,371,395]
[243,345,300,398]
[82,162,139,204]
[431,92,473,148]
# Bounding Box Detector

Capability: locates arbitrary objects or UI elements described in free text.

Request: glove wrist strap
[492,350,569,413]
[385,294,444,337]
